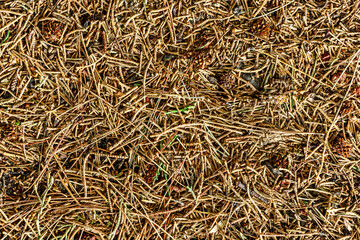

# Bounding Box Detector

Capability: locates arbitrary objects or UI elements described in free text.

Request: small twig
[237,181,269,204]
[251,0,295,20]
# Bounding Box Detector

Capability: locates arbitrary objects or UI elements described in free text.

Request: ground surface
[1,0,360,239]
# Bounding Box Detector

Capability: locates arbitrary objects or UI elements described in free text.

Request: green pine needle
[0,30,10,47]
[166,104,195,115]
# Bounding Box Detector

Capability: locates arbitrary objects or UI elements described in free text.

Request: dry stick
[154,121,322,140]
[331,49,360,90]
[261,233,327,237]
[251,0,296,20]
[52,156,82,206]
[317,52,360,181]
[0,205,34,232]
[26,125,72,194]
[129,60,175,164]
[251,0,268,19]
[132,60,195,197]
[102,173,177,240]
[0,16,22,33]
[185,225,207,240]
[83,154,89,199]
[236,181,269,204]
[204,124,229,156]
[256,49,332,88]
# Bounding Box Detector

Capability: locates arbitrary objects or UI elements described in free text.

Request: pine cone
[353,86,360,96]
[331,71,347,83]
[144,165,157,184]
[268,151,289,168]
[250,19,271,39]
[185,33,216,70]
[333,137,352,157]
[218,72,236,88]
[340,100,353,116]
[0,123,17,141]
[43,21,63,43]
[196,33,216,49]
[188,50,213,69]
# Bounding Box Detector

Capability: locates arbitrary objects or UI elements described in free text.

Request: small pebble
[233,6,244,16]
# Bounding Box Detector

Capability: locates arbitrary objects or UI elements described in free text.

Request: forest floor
[1,0,360,239]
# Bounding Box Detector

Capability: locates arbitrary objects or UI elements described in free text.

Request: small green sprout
[186,186,197,200]
[106,221,112,228]
[352,166,360,174]
[165,104,195,115]
[152,163,167,185]
[167,135,178,147]
[0,30,10,47]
